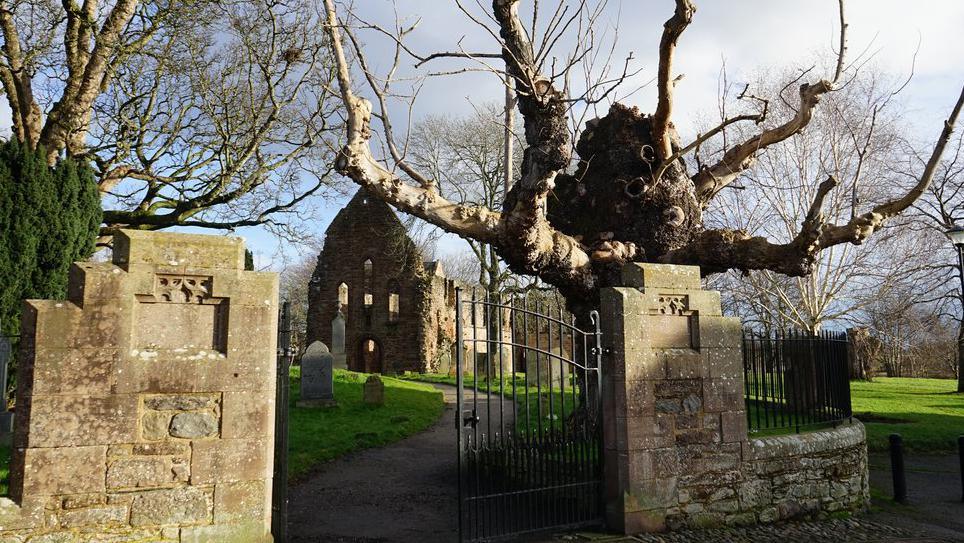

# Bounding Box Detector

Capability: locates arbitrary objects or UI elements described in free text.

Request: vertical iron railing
[456,289,604,542]
[272,301,294,542]
[0,334,16,432]
[743,328,852,434]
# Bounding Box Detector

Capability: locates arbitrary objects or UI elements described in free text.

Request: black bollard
[959,435,964,503]
[890,433,907,504]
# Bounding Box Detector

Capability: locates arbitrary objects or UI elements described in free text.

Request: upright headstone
[0,327,12,433]
[299,341,336,407]
[331,311,347,370]
[522,346,569,388]
[363,375,384,406]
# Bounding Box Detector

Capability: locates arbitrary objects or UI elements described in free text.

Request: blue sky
[3,1,962,270]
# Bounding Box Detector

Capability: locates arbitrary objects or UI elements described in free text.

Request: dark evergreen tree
[0,139,101,339]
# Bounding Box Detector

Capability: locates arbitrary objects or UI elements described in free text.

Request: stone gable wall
[0,230,278,543]
[306,189,441,374]
[600,263,869,533]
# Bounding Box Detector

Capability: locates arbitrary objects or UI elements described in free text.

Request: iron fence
[0,334,17,407]
[742,329,852,434]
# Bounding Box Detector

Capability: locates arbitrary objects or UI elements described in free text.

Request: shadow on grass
[287,368,446,483]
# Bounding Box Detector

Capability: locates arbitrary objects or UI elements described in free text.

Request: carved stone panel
[134,274,228,357]
[648,294,697,349]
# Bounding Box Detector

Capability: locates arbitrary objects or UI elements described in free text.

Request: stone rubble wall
[669,422,870,529]
[306,188,440,374]
[0,230,278,543]
[600,263,869,534]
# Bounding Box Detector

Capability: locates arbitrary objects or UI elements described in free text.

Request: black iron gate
[455,290,604,542]
[272,301,294,542]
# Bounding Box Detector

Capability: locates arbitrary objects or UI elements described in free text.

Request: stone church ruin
[306,189,462,374]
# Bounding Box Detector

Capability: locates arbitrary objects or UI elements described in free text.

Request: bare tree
[438,250,483,286]
[409,103,521,294]
[321,0,964,314]
[712,69,918,333]
[861,283,956,379]
[909,130,964,390]
[1,0,340,236]
[280,246,324,354]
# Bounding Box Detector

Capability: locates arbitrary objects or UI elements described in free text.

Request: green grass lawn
[400,372,584,437]
[286,367,445,481]
[0,444,8,495]
[410,373,964,452]
[851,377,963,453]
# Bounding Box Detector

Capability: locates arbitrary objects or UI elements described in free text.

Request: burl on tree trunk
[322,0,964,317]
[540,104,700,310]
[549,104,700,267]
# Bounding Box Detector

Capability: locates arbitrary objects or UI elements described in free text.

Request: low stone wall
[670,421,870,529]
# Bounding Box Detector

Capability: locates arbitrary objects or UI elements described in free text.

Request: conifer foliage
[0,139,101,338]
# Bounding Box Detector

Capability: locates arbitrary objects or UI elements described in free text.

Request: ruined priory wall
[306,190,429,374]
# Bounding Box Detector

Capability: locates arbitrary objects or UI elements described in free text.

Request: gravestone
[521,346,569,389]
[437,347,453,376]
[331,311,347,370]
[363,375,384,406]
[0,328,12,433]
[298,341,336,407]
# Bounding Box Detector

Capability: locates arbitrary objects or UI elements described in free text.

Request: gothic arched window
[387,279,400,322]
[337,282,349,311]
[363,259,373,308]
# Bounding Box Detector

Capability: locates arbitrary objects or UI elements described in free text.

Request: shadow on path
[288,384,507,542]
[863,452,964,541]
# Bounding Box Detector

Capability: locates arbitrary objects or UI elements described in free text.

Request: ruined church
[305,189,460,374]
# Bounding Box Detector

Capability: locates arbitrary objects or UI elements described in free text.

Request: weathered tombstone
[437,347,453,376]
[298,341,337,407]
[522,346,569,389]
[331,312,346,352]
[331,311,347,370]
[0,327,12,433]
[363,375,385,406]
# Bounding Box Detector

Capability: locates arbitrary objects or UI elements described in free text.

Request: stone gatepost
[599,263,746,533]
[0,230,278,542]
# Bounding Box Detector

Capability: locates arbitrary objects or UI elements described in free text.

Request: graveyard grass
[403,373,964,453]
[850,377,963,452]
[287,367,445,482]
[399,372,578,435]
[0,375,959,494]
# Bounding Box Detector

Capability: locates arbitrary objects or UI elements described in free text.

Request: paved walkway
[862,452,964,541]
[288,384,484,542]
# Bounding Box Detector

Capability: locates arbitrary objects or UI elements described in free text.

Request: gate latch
[462,409,480,428]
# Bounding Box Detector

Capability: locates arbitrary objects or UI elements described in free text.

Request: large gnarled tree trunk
[322,0,964,312]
